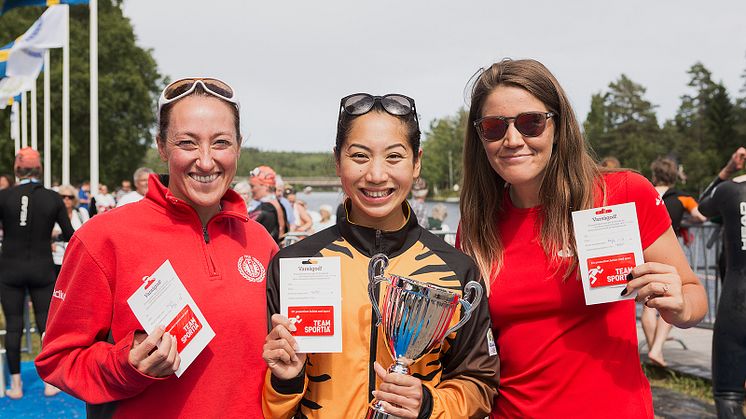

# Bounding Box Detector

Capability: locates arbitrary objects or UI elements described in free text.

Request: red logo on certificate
[165,305,203,352]
[288,306,334,336]
[586,253,635,288]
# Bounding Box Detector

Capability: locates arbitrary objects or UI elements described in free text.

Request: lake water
[295,190,461,230]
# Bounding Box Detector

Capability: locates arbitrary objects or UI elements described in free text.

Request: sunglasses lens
[164,78,234,100]
[478,118,508,141]
[163,79,197,100]
[202,78,234,99]
[515,113,548,137]
[343,94,375,115]
[381,95,413,116]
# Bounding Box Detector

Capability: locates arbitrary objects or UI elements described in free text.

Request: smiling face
[480,85,555,207]
[335,111,421,231]
[157,95,240,222]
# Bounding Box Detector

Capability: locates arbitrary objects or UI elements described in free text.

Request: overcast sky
[122,0,746,153]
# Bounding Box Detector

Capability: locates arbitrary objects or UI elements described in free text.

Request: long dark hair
[460,59,602,282]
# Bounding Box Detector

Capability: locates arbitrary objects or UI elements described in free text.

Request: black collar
[337,199,422,258]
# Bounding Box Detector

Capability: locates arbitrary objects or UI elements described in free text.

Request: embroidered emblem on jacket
[238,255,266,282]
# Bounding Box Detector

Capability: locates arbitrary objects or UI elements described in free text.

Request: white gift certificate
[572,202,644,305]
[280,257,342,353]
[127,260,215,377]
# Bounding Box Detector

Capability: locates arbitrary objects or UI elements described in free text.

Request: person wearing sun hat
[249,165,288,244]
[0,147,75,399]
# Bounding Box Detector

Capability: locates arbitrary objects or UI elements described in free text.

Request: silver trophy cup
[365,253,483,419]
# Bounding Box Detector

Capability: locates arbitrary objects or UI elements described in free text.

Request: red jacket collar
[144,174,249,222]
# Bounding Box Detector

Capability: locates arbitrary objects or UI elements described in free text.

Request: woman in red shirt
[456,59,707,418]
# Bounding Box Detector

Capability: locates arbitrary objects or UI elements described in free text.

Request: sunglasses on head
[249,167,265,178]
[158,77,239,117]
[473,111,555,142]
[339,93,418,125]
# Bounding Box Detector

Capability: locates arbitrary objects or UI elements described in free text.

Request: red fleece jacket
[35,175,277,418]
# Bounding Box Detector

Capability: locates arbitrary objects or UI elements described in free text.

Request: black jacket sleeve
[253,203,280,242]
[698,177,723,218]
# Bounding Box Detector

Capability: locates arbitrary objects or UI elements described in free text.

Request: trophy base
[366,403,402,419]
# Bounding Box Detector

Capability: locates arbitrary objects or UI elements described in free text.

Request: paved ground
[652,386,716,418]
[638,323,720,417]
[637,323,713,380]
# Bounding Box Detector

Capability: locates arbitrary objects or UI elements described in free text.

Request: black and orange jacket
[263,202,499,418]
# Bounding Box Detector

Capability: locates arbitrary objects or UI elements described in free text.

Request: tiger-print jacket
[263,201,499,419]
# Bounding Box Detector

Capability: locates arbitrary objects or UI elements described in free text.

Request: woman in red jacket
[35,78,277,418]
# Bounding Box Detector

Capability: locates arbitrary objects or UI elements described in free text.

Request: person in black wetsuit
[699,146,746,419]
[0,148,75,399]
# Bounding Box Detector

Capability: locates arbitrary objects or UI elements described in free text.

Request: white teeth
[191,174,218,183]
[364,189,390,198]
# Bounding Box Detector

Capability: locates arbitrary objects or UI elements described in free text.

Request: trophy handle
[368,253,390,327]
[444,280,483,337]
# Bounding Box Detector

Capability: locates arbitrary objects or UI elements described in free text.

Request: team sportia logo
[237,255,265,282]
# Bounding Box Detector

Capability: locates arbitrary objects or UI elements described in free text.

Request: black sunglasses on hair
[474,111,554,142]
[339,93,419,125]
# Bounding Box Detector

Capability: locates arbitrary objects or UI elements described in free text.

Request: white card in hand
[571,203,644,305]
[127,260,215,377]
[280,257,342,353]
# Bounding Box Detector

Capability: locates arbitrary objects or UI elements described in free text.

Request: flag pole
[44,50,51,187]
[11,101,20,154]
[31,78,38,149]
[90,0,98,191]
[20,91,27,148]
[62,5,70,185]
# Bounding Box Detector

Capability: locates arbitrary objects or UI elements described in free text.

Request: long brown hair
[459,59,602,282]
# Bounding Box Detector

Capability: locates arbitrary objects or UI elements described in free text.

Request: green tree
[420,108,466,196]
[0,1,164,187]
[583,92,607,149]
[671,63,739,191]
[584,74,663,176]
[143,147,338,186]
[732,53,746,154]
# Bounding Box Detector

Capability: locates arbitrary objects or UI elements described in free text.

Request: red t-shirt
[462,172,671,418]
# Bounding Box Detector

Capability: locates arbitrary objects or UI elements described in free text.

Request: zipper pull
[375,229,382,253]
[203,226,210,243]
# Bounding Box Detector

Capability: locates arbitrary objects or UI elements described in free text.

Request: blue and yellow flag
[0,41,13,78]
[1,0,89,15]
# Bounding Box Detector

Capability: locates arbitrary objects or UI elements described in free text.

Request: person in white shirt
[94,184,117,214]
[117,167,154,207]
[52,184,90,275]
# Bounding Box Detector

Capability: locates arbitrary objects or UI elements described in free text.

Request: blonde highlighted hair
[459,59,602,282]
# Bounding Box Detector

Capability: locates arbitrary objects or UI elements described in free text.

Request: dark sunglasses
[339,93,418,124]
[473,111,555,142]
[61,195,75,200]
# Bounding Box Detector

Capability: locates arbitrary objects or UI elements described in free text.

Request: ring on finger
[662,284,670,295]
